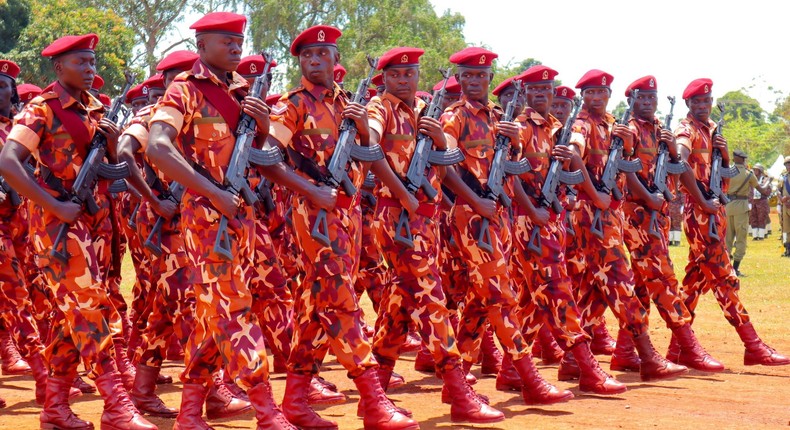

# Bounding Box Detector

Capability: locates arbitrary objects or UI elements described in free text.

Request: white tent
[767,154,786,179]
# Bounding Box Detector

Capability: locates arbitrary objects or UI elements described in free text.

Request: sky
[429,0,789,116]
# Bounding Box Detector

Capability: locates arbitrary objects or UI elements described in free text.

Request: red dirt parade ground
[1,216,788,429]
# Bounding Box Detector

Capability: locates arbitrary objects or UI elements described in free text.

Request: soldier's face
[148,87,165,104]
[456,67,492,103]
[441,92,461,110]
[498,85,525,113]
[55,51,96,91]
[550,98,573,124]
[198,33,243,73]
[526,82,554,116]
[131,98,148,114]
[687,95,713,122]
[632,91,658,121]
[299,45,339,87]
[582,87,610,115]
[163,69,181,88]
[0,76,13,112]
[383,66,419,103]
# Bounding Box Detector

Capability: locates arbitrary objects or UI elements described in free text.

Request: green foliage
[611,100,627,120]
[0,0,31,53]
[247,0,466,93]
[490,57,541,90]
[717,90,789,165]
[6,0,136,94]
[718,90,764,124]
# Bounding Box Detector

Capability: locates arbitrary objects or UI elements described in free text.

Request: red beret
[365,88,377,100]
[683,78,713,99]
[91,74,104,90]
[17,83,42,102]
[377,47,424,70]
[626,75,657,97]
[416,90,433,101]
[554,85,576,100]
[371,73,384,88]
[41,33,99,58]
[290,25,342,56]
[99,93,111,106]
[434,76,460,93]
[576,69,613,89]
[125,84,146,104]
[333,64,346,83]
[156,50,199,72]
[0,60,20,81]
[517,65,558,84]
[189,12,246,37]
[265,93,281,107]
[449,47,497,68]
[492,76,518,97]
[143,73,165,91]
[237,55,277,77]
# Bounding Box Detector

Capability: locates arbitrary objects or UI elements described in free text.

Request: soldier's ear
[685,99,690,108]
[196,36,205,53]
[488,71,494,81]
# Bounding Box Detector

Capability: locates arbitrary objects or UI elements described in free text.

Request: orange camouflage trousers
[438,207,468,310]
[681,200,749,327]
[354,195,389,315]
[622,202,691,329]
[288,196,375,377]
[451,202,529,363]
[372,205,460,372]
[510,210,589,350]
[267,185,302,293]
[180,192,269,389]
[566,200,649,337]
[28,193,122,379]
[133,199,195,368]
[249,213,294,360]
[0,202,45,359]
[115,193,152,336]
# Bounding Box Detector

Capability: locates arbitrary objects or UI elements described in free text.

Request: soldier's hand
[342,102,369,133]
[56,201,82,224]
[497,121,521,143]
[400,194,420,221]
[660,129,677,150]
[97,118,121,148]
[593,191,612,210]
[701,198,720,215]
[613,124,634,151]
[530,206,550,227]
[647,192,666,211]
[474,197,497,220]
[152,198,178,220]
[242,96,271,133]
[418,117,446,149]
[311,184,337,211]
[551,145,574,162]
[213,189,240,219]
[713,134,729,163]
[0,191,6,204]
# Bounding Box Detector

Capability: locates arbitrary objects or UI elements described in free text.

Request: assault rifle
[395,67,465,248]
[701,102,738,241]
[0,175,21,207]
[527,97,584,254]
[214,51,284,261]
[310,55,385,246]
[50,71,135,264]
[143,181,184,257]
[589,89,643,239]
[646,96,688,238]
[477,80,532,253]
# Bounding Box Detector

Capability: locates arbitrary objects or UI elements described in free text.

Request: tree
[490,58,541,90]
[246,0,466,93]
[611,100,627,120]
[718,90,764,124]
[0,0,31,53]
[7,0,136,94]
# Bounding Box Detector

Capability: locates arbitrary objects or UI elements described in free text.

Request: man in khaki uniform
[725,150,769,276]
[780,156,790,257]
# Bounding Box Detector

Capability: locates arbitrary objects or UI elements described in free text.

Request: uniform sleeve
[366,97,387,139]
[149,81,195,135]
[569,118,587,159]
[440,109,460,150]
[7,101,48,153]
[268,97,299,149]
[748,172,760,188]
[675,121,693,153]
[123,123,150,152]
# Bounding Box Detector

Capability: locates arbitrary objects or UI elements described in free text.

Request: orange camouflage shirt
[675,113,726,194]
[124,104,169,192]
[569,109,628,196]
[8,82,104,191]
[517,107,563,203]
[366,92,440,203]
[269,76,364,193]
[149,60,249,185]
[440,96,514,193]
[0,114,12,144]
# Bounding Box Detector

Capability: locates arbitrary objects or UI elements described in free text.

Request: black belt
[726,195,748,200]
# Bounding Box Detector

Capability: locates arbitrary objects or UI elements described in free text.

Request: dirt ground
[2,226,789,429]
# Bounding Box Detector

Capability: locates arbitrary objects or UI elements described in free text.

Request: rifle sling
[188,77,241,133]
[285,147,326,184]
[458,167,485,198]
[43,83,93,147]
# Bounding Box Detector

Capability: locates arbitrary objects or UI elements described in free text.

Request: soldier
[668,185,684,246]
[499,64,627,395]
[724,150,769,276]
[365,46,504,423]
[748,163,771,241]
[146,12,297,429]
[673,78,788,367]
[617,75,723,373]
[0,34,157,430]
[438,47,575,405]
[781,156,790,256]
[563,69,687,382]
[126,84,149,114]
[266,25,419,430]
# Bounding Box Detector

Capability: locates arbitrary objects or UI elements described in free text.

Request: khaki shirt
[725,162,758,216]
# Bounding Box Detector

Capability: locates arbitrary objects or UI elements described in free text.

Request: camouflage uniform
[149,60,270,388]
[355,175,389,317]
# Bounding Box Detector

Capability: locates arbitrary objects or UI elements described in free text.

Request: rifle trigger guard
[394,208,414,248]
[311,209,331,247]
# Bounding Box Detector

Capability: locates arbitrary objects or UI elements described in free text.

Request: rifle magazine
[350,143,385,162]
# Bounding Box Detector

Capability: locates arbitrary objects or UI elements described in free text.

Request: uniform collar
[190,59,248,93]
[381,92,425,114]
[462,95,496,116]
[300,76,343,102]
[52,81,104,113]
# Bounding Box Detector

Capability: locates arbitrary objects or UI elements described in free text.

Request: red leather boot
[130,364,178,417]
[39,375,94,429]
[736,322,790,366]
[572,342,627,394]
[353,368,419,430]
[670,324,725,371]
[440,365,503,423]
[248,381,297,429]
[173,383,212,430]
[632,332,688,381]
[512,354,574,404]
[94,371,157,430]
[281,372,338,430]
[610,328,641,371]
